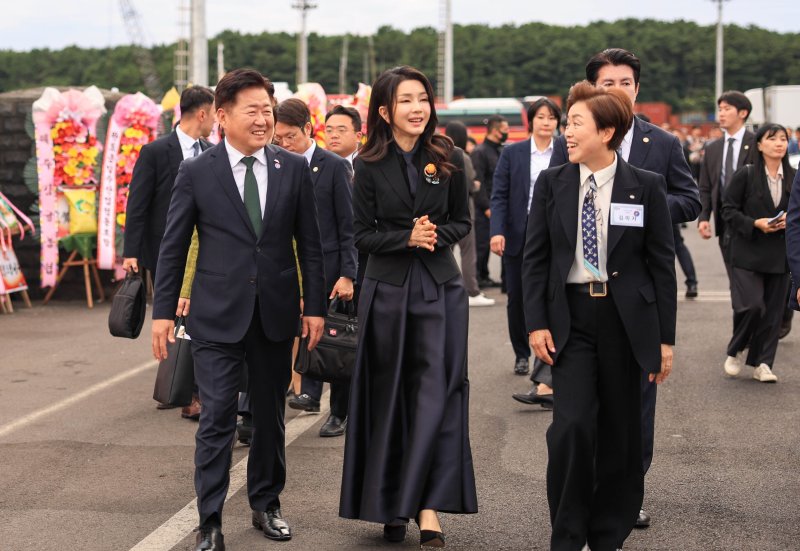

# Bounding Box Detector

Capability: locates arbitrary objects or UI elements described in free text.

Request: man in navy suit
[547,48,700,529]
[786,170,800,311]
[274,98,358,438]
[491,98,561,399]
[152,69,326,550]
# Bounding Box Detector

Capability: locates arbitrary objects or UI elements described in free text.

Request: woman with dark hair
[339,66,477,547]
[522,81,676,550]
[445,121,494,307]
[721,123,795,383]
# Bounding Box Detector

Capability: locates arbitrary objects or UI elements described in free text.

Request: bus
[436,97,528,143]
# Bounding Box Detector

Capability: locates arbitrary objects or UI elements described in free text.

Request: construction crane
[118,0,163,98]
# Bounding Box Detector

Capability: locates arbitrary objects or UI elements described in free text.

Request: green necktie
[241,156,262,236]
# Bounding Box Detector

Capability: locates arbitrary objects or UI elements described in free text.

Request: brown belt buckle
[589,281,607,297]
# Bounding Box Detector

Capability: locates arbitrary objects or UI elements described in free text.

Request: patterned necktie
[581,174,601,280]
[241,157,262,236]
[192,141,201,157]
[723,137,735,187]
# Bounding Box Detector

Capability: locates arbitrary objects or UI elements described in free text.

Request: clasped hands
[408,215,437,251]
[529,329,674,384]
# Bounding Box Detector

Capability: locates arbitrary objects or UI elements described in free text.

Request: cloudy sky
[2,0,798,51]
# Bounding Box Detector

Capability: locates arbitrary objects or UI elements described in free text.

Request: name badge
[610,203,644,227]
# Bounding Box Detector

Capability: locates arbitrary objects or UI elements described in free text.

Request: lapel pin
[630,194,635,199]
[643,137,650,143]
[274,159,281,169]
[744,144,750,150]
[313,166,319,173]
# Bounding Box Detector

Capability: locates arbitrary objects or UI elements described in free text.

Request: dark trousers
[191,303,293,526]
[301,378,350,418]
[503,252,530,361]
[548,289,643,551]
[719,233,749,356]
[474,210,491,280]
[640,374,657,475]
[727,268,790,367]
[673,224,697,286]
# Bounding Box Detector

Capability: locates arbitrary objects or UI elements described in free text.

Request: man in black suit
[274,98,357,438]
[122,86,215,279]
[152,69,326,550]
[472,114,508,288]
[547,48,700,529]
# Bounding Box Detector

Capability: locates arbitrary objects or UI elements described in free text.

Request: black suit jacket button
[611,272,620,278]
[249,277,256,284]
[256,246,261,253]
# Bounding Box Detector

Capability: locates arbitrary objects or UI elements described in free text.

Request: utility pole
[339,35,349,94]
[436,0,453,103]
[292,0,317,85]
[217,41,225,83]
[190,0,208,86]
[712,0,731,101]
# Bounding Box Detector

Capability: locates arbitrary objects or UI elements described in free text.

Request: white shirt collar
[224,138,267,169]
[303,140,317,165]
[766,164,784,179]
[622,121,635,147]
[175,125,198,151]
[724,126,746,143]
[579,154,618,189]
[531,137,554,155]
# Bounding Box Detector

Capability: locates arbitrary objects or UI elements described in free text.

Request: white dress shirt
[618,122,635,162]
[567,155,618,284]
[528,138,554,213]
[175,125,200,160]
[721,126,746,184]
[302,141,316,165]
[766,164,784,208]
[224,139,268,216]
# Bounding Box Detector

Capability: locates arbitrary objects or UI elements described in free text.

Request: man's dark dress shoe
[156,402,178,410]
[194,526,224,550]
[182,395,202,420]
[287,393,320,412]
[478,277,501,289]
[512,384,554,409]
[685,283,698,299]
[319,414,347,437]
[383,522,407,542]
[634,508,651,528]
[252,507,292,541]
[780,318,792,339]
[237,416,252,446]
[514,358,530,375]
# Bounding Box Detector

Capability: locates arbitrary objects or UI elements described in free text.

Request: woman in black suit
[721,123,795,383]
[339,66,477,547]
[522,81,676,551]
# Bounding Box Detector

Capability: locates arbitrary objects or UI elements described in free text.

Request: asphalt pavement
[1,227,798,550]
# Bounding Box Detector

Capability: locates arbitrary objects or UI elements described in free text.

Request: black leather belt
[566,282,608,297]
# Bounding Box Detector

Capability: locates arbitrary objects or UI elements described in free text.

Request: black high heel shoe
[415,514,445,548]
[383,521,407,543]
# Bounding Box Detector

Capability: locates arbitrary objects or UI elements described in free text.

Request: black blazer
[490,138,533,257]
[308,145,358,291]
[152,142,326,343]
[352,146,471,286]
[123,131,210,274]
[522,161,677,374]
[551,116,701,224]
[721,163,794,274]
[785,169,800,309]
[698,131,756,236]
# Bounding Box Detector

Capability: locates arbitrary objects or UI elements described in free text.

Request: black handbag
[294,299,358,383]
[152,317,195,407]
[108,271,147,339]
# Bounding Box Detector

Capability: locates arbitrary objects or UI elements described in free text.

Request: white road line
[0,359,158,439]
[129,390,331,551]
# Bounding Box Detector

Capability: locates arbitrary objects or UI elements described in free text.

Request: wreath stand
[41,233,105,308]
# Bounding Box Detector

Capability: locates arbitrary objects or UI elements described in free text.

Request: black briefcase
[294,299,358,383]
[108,271,147,339]
[152,317,195,407]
